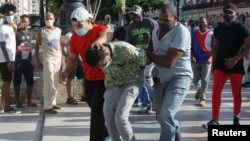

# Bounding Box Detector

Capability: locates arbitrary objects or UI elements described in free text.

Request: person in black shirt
[202,3,250,129]
[125,5,157,114]
[14,14,37,108]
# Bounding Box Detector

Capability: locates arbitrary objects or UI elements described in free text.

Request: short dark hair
[85,46,106,67]
[0,3,16,15]
[159,4,177,18]
[20,14,29,19]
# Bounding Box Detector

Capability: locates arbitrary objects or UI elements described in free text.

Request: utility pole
[176,0,180,21]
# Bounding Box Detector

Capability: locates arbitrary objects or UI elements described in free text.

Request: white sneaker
[0,109,4,114]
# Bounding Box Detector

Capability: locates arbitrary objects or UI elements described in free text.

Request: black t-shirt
[113,24,128,41]
[125,17,157,50]
[214,21,250,74]
[15,29,34,65]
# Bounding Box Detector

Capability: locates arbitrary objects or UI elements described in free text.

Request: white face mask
[45,20,54,27]
[6,15,14,23]
[104,58,112,68]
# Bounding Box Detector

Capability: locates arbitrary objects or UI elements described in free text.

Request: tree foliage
[47,0,162,22]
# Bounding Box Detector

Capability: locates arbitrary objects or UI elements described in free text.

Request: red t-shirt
[70,24,107,80]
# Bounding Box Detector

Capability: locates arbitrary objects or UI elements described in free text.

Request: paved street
[0,75,250,141]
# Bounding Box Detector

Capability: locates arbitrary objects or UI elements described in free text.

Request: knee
[115,115,127,126]
[158,111,172,125]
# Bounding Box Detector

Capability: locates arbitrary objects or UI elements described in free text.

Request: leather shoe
[44,108,57,114]
[53,105,61,110]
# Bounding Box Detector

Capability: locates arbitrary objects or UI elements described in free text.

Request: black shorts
[13,63,34,86]
[67,59,84,80]
[0,62,13,81]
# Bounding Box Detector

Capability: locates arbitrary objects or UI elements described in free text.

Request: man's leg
[85,80,109,141]
[23,64,36,107]
[199,63,212,106]
[192,63,202,100]
[115,84,138,141]
[13,63,23,108]
[229,73,243,125]
[158,76,191,141]
[0,63,13,111]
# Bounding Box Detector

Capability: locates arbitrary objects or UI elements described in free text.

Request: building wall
[0,0,39,23]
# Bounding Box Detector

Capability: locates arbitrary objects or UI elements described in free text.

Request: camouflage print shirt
[103,41,147,88]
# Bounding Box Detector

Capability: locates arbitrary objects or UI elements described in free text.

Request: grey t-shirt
[152,22,193,83]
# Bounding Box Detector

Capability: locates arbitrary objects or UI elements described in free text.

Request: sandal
[66,97,78,105]
[27,102,38,107]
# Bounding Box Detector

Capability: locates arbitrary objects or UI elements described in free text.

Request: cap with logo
[129,5,142,15]
[70,7,93,22]
[223,3,238,13]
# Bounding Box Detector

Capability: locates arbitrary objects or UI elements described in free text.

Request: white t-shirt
[0,23,16,62]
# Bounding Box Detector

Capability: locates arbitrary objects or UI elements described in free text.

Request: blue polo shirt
[152,22,193,83]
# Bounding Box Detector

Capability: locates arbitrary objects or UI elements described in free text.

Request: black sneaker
[16,103,24,108]
[4,107,21,114]
[202,119,219,129]
[80,96,86,102]
[233,116,240,125]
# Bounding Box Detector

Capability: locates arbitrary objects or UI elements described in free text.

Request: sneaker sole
[201,124,208,129]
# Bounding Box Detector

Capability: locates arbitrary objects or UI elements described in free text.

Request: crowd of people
[0,2,250,141]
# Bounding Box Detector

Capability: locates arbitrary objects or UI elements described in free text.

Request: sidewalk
[0,77,250,141]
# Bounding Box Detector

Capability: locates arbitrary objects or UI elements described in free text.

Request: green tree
[46,0,64,18]
[46,0,162,24]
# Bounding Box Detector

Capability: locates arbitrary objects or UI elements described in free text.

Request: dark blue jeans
[138,84,154,108]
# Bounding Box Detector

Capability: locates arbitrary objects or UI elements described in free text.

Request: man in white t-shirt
[0,3,18,113]
[104,14,115,32]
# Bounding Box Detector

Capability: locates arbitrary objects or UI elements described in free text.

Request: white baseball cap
[105,14,111,19]
[70,7,93,22]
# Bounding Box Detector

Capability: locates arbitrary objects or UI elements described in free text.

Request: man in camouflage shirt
[85,41,150,141]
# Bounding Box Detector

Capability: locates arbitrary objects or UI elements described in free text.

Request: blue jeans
[139,84,154,108]
[154,76,191,141]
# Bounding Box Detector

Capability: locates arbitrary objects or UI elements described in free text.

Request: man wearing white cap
[61,7,113,141]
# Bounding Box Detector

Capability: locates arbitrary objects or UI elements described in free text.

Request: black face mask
[223,14,235,23]
[198,24,206,31]
[130,14,141,23]
[159,24,174,33]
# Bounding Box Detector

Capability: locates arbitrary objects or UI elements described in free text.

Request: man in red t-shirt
[61,7,113,141]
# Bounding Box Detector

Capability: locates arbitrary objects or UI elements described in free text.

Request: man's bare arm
[149,47,184,69]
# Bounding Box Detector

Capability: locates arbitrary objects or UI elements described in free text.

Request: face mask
[223,15,235,23]
[134,16,141,23]
[198,24,206,30]
[45,20,54,27]
[104,58,112,68]
[130,15,141,23]
[159,24,174,33]
[76,27,88,36]
[6,16,14,23]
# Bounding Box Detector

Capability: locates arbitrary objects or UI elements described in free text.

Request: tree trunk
[86,0,102,22]
[116,0,126,26]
